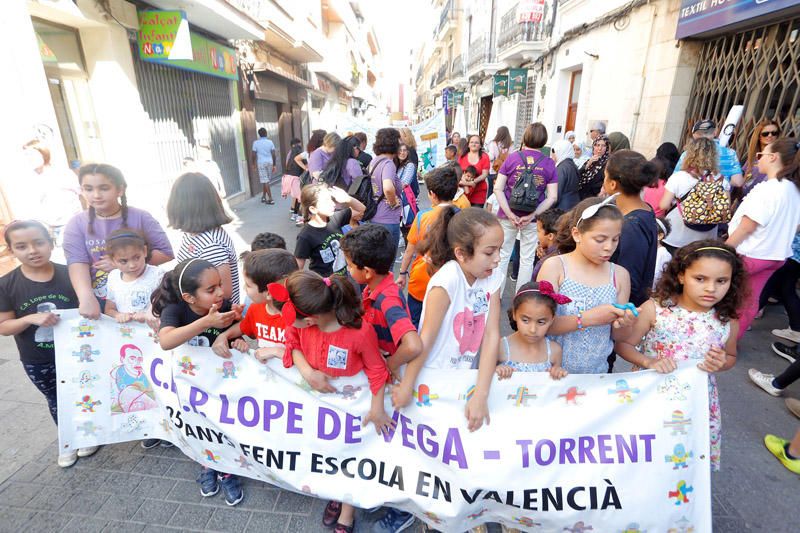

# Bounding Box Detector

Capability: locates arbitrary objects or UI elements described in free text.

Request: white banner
[330,111,447,174]
[55,311,711,531]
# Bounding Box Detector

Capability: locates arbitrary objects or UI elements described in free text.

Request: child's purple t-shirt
[63,206,173,298]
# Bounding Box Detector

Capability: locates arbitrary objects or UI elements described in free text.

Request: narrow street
[0,193,796,532]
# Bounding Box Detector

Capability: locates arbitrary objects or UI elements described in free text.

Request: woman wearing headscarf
[607,132,630,153]
[550,139,580,211]
[577,134,609,199]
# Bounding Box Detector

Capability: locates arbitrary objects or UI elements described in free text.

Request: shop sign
[137,10,192,61]
[676,0,798,39]
[141,31,238,81]
[442,88,450,112]
[454,91,464,106]
[446,90,455,109]
[517,0,546,23]
[493,74,509,97]
[508,69,528,95]
[37,34,57,63]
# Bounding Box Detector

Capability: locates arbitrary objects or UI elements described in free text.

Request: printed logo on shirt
[131,290,149,310]
[255,323,285,343]
[326,344,349,370]
[188,336,210,347]
[319,236,346,273]
[467,288,490,315]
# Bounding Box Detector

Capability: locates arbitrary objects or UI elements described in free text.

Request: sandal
[266,199,275,205]
[322,500,342,528]
[260,197,267,203]
[333,522,353,533]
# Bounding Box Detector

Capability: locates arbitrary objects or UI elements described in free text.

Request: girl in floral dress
[614,240,747,470]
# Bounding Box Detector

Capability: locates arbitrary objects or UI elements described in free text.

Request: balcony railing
[467,35,491,72]
[451,54,464,78]
[497,3,549,53]
[436,0,454,37]
[435,62,448,84]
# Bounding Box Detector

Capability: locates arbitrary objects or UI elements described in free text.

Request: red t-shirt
[239,303,285,347]
[283,320,389,394]
[459,152,491,204]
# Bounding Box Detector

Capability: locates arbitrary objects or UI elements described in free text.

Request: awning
[253,62,312,89]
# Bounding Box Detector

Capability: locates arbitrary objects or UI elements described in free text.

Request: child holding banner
[211,248,298,361]
[274,271,393,533]
[0,220,98,468]
[151,258,246,505]
[396,208,504,433]
[614,240,745,470]
[536,195,636,375]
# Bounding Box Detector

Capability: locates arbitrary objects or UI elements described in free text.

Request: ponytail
[771,138,800,190]
[284,271,362,328]
[417,205,459,272]
[78,163,129,235]
[417,207,501,274]
[150,259,215,317]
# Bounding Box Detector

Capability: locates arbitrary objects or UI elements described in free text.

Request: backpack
[348,157,389,222]
[318,164,348,190]
[492,145,509,173]
[508,151,545,213]
[677,171,730,231]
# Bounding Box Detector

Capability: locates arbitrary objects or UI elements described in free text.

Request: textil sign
[137,10,192,60]
[493,74,509,97]
[55,311,711,532]
[676,0,799,39]
[508,69,528,95]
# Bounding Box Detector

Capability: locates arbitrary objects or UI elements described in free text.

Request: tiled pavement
[0,194,797,532]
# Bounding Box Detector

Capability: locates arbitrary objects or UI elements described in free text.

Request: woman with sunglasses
[734,119,781,212]
[727,138,800,338]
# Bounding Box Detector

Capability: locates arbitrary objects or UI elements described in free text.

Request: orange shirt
[453,192,471,210]
[407,205,447,302]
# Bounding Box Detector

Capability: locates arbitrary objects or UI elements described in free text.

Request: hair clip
[577,193,620,226]
[515,280,572,305]
[108,232,144,241]
[693,246,734,256]
[323,277,331,287]
[177,258,201,294]
[268,283,307,326]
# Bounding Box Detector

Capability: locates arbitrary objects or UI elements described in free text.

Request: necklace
[96,207,122,218]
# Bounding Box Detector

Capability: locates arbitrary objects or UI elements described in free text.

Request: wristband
[576,311,584,330]
[399,271,409,276]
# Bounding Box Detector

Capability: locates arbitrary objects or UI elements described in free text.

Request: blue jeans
[408,294,423,330]
[371,222,400,253]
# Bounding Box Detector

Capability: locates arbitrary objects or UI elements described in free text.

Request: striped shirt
[362,276,416,356]
[177,227,240,304]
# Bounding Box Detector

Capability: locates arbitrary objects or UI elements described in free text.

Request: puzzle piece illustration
[178,356,197,375]
[75,395,101,412]
[72,344,99,363]
[72,319,96,338]
[72,370,100,389]
[658,375,691,400]
[76,420,102,436]
[608,379,640,404]
[558,386,586,405]
[663,410,692,435]
[668,480,693,505]
[665,443,693,469]
[507,386,537,406]
[413,384,439,406]
[216,360,238,379]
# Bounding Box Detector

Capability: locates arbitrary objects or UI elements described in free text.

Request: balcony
[466,35,504,79]
[497,2,550,64]
[450,54,467,87]
[435,0,456,39]
[435,62,448,85]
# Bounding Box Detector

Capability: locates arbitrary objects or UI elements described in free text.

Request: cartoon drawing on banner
[458,384,476,401]
[608,379,640,404]
[563,521,594,533]
[423,512,443,525]
[217,360,238,379]
[668,480,693,505]
[664,410,692,435]
[110,344,158,413]
[120,413,146,432]
[72,370,100,389]
[658,375,691,401]
[621,523,645,533]
[420,131,439,173]
[511,517,541,528]
[76,395,101,412]
[413,384,439,406]
[507,386,537,406]
[178,356,198,375]
[334,384,361,399]
[204,449,220,463]
[119,325,134,339]
[665,443,694,469]
[72,319,96,338]
[235,455,253,469]
[76,420,102,436]
[72,344,99,362]
[667,516,695,533]
[467,509,489,520]
[558,386,586,405]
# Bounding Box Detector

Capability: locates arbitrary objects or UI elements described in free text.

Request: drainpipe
[630,2,657,147]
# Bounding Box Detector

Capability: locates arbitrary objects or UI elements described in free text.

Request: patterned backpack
[678,170,730,231]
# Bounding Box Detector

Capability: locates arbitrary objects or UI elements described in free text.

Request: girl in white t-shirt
[391,207,504,431]
[104,230,163,329]
[726,138,800,338]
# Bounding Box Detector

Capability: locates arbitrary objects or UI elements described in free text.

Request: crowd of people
[1,116,800,532]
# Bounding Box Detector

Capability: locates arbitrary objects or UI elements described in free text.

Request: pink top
[644,181,666,218]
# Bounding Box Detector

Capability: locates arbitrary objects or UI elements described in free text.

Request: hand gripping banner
[55,311,711,531]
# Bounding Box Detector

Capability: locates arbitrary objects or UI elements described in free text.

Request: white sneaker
[77,445,100,458]
[772,328,800,343]
[748,369,783,397]
[58,450,78,468]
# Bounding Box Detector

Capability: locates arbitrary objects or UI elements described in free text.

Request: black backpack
[349,157,391,222]
[508,151,545,213]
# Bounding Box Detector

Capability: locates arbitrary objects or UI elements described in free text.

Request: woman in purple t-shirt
[493,123,558,292]
[63,164,174,319]
[368,128,403,246]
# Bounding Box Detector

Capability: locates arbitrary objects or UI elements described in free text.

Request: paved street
[0,192,797,532]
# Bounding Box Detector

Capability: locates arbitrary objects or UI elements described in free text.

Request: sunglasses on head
[760,130,779,138]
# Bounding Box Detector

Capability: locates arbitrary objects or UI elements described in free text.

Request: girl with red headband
[273,270,392,533]
[495,281,569,381]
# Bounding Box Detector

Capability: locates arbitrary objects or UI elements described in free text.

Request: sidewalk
[0,193,797,532]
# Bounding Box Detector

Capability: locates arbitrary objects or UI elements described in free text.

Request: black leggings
[23,362,58,424]
[775,358,800,389]
[759,259,800,330]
